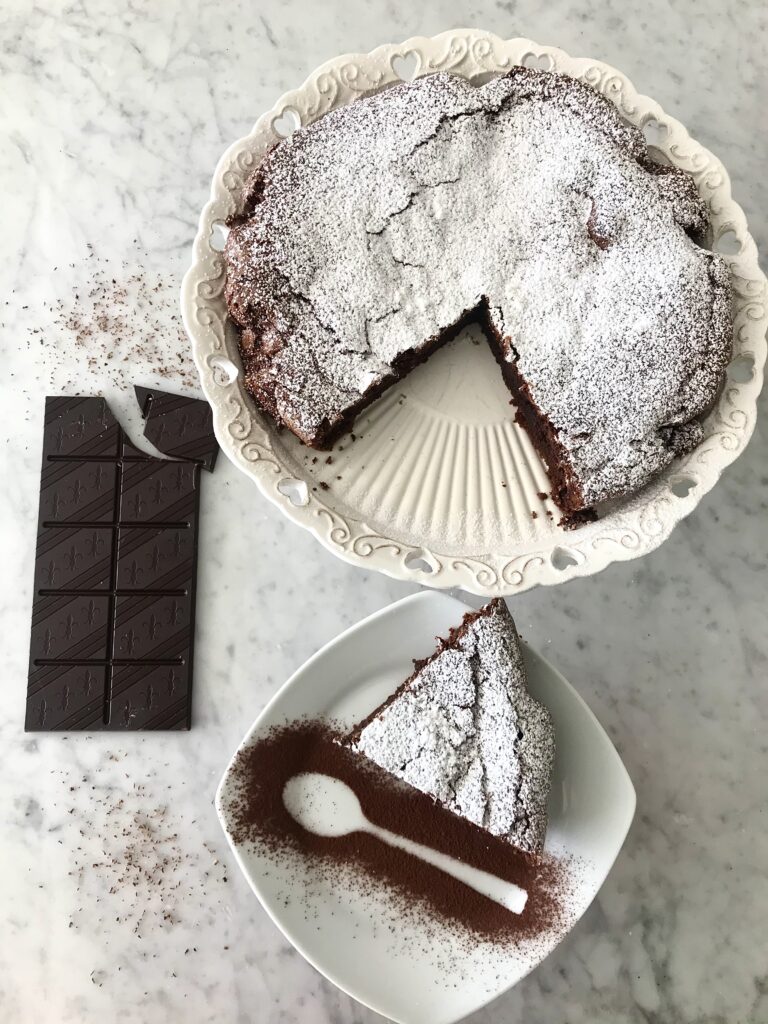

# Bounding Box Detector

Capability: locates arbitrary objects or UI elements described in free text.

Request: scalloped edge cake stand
[181,30,767,597]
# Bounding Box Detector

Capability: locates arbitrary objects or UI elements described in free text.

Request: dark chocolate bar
[26,393,218,731]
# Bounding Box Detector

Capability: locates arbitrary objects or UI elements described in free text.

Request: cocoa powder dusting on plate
[224,719,572,948]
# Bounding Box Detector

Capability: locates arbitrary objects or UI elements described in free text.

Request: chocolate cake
[346,599,555,854]
[224,67,732,520]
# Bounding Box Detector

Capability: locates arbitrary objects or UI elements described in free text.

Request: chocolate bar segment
[34,527,113,591]
[119,460,198,524]
[27,664,107,730]
[135,386,219,471]
[115,526,195,591]
[109,663,192,730]
[43,395,121,458]
[113,593,192,662]
[30,593,111,663]
[25,394,208,731]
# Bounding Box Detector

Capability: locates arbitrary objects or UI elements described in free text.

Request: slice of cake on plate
[346,599,555,854]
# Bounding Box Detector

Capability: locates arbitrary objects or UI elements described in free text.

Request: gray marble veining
[1,2,766,1022]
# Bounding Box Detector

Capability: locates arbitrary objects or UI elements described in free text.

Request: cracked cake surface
[346,599,555,854]
[224,66,732,517]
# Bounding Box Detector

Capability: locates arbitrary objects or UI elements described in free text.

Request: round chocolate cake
[224,67,732,521]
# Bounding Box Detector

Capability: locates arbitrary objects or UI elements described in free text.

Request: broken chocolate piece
[134,386,218,471]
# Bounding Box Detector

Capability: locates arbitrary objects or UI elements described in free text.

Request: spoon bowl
[283,772,367,837]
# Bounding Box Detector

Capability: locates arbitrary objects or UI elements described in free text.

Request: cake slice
[346,599,555,853]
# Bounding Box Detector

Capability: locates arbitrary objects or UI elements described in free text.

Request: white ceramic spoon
[283,772,528,915]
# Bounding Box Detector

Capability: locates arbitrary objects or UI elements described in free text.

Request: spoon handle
[367,822,527,914]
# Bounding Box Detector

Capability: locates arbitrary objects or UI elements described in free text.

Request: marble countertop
[1,2,766,1022]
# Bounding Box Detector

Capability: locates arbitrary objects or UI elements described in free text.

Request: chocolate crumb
[40,248,195,392]
[59,751,227,937]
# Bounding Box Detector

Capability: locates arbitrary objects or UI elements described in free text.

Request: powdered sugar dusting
[349,599,555,854]
[225,67,732,509]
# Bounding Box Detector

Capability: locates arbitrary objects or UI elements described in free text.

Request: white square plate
[216,592,636,1024]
